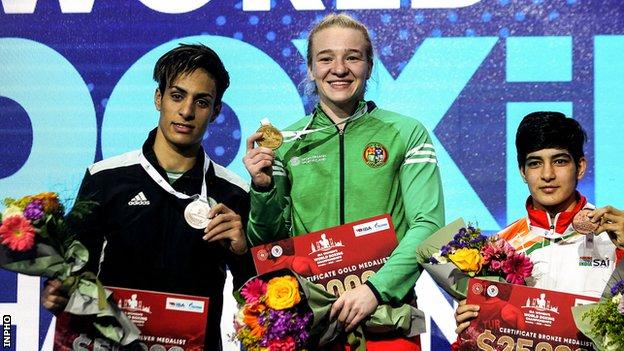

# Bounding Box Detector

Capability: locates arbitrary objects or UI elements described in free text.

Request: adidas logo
[128,192,150,206]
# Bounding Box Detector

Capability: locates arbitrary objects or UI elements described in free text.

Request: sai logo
[579,256,610,267]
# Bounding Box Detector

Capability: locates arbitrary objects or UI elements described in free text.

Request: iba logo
[353,218,390,237]
[165,298,205,313]
[362,142,388,168]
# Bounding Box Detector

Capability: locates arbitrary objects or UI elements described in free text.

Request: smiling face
[153,68,219,157]
[308,26,372,116]
[520,148,586,214]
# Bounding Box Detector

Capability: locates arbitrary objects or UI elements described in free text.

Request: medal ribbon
[138,152,209,202]
[279,103,369,142]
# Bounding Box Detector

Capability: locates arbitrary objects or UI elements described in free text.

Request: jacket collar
[525,191,588,235]
[310,100,376,130]
[141,128,210,186]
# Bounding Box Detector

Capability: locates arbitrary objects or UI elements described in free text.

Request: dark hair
[153,43,230,106]
[515,111,587,167]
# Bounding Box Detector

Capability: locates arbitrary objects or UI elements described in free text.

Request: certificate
[461,278,599,350]
[251,214,398,296]
[54,287,210,351]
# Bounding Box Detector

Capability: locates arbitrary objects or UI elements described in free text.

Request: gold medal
[256,124,283,150]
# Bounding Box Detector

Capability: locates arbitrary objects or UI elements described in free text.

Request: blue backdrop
[1,0,623,350]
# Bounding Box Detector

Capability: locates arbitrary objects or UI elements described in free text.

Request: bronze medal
[256,124,283,150]
[572,208,599,235]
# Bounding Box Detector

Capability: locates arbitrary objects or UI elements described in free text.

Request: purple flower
[261,308,312,348]
[618,296,624,315]
[23,200,44,221]
[611,279,624,296]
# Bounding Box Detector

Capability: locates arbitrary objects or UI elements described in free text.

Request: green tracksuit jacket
[248,101,445,304]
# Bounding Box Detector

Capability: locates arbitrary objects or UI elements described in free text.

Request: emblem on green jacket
[363,142,388,168]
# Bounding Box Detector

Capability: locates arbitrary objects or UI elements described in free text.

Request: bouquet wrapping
[233,269,426,351]
[417,218,534,300]
[572,261,624,351]
[0,193,139,345]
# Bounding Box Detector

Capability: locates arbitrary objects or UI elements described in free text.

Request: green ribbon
[62,271,108,310]
[347,327,366,351]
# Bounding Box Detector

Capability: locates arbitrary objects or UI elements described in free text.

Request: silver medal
[184,199,211,229]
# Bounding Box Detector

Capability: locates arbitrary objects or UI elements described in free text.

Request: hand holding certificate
[233,268,424,351]
[244,215,427,350]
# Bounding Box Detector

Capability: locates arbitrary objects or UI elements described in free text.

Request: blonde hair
[306,13,374,67]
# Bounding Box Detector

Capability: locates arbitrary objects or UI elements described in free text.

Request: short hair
[515,111,587,167]
[153,43,230,106]
[306,13,374,67]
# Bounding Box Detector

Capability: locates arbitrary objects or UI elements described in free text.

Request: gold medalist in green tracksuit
[248,100,445,304]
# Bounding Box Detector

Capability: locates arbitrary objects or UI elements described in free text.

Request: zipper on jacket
[339,128,345,224]
[546,213,556,236]
[319,106,353,226]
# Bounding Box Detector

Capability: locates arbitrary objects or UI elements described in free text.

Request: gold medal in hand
[256,121,283,150]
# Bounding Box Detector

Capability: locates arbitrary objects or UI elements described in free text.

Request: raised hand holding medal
[243,118,280,189]
[588,206,624,249]
[244,113,369,189]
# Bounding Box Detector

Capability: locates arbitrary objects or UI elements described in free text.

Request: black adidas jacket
[70,129,254,350]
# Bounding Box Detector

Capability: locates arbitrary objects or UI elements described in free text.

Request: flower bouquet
[233,269,426,351]
[234,272,313,350]
[0,193,139,345]
[572,262,624,351]
[417,218,534,300]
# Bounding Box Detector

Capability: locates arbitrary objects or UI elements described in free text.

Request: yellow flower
[265,275,301,310]
[6,193,61,213]
[448,248,483,274]
[2,205,23,219]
